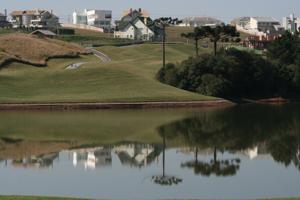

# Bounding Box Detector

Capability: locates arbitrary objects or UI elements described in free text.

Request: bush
[157,48,277,98]
[197,74,231,97]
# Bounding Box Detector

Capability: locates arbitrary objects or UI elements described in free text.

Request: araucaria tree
[181,27,206,56]
[203,24,240,56]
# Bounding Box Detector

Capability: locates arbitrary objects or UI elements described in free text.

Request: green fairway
[0,43,216,103]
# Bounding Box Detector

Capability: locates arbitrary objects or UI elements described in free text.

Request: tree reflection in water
[181,147,240,177]
[157,104,300,175]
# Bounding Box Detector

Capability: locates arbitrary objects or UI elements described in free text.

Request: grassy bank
[0,43,215,103]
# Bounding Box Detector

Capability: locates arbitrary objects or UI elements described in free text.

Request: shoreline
[0,100,233,111]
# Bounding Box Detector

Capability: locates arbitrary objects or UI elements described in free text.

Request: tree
[181,27,206,56]
[202,24,240,56]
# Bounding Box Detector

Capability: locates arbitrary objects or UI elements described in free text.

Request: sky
[1,0,300,23]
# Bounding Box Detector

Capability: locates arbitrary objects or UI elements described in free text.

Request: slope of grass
[165,26,194,43]
[0,33,87,67]
[0,43,216,103]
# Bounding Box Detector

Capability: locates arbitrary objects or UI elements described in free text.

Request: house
[114,8,156,41]
[10,9,59,28]
[283,13,300,33]
[30,29,56,38]
[0,10,10,28]
[234,16,284,36]
[249,17,284,34]
[73,9,112,31]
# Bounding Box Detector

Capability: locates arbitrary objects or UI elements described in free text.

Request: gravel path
[65,48,111,70]
[87,48,111,62]
[66,62,87,70]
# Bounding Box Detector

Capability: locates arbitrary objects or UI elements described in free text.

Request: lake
[0,104,300,200]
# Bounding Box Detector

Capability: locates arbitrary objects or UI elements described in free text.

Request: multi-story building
[283,13,300,33]
[249,17,283,34]
[72,10,87,25]
[10,9,59,28]
[72,9,112,30]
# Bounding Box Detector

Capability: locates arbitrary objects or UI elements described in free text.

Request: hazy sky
[1,0,300,22]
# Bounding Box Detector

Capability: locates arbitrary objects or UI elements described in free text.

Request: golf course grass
[0,43,216,103]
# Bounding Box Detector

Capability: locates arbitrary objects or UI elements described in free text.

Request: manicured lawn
[0,43,216,103]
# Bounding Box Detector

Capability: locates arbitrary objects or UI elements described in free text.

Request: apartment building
[73,9,112,30]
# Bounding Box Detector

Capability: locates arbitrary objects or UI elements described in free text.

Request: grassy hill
[0,42,215,103]
[165,26,194,42]
[0,33,87,67]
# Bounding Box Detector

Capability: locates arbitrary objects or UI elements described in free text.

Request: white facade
[73,9,112,30]
[249,17,282,33]
[86,10,112,29]
[114,18,154,41]
[283,13,300,33]
[72,10,87,25]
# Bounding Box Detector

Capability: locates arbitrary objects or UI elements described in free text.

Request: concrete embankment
[0,100,233,111]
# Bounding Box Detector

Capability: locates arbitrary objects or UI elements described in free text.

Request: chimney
[139,8,142,13]
[4,9,7,17]
[51,9,53,15]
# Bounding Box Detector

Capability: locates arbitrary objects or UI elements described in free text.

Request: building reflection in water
[71,146,112,170]
[114,143,160,168]
[11,153,59,169]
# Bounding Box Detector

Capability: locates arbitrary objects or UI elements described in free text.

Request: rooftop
[251,17,279,22]
[10,9,48,16]
[30,29,56,36]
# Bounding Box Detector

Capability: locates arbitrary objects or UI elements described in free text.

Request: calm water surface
[0,104,300,200]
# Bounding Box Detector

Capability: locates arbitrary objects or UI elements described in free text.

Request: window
[105,14,112,19]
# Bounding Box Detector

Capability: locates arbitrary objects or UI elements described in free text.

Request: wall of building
[114,25,135,39]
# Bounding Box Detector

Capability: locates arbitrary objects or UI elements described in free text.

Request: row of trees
[181,24,240,56]
[157,27,300,98]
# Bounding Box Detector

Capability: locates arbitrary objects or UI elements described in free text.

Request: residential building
[114,8,157,41]
[249,17,284,34]
[10,9,59,28]
[283,13,300,33]
[72,10,87,25]
[178,16,223,27]
[72,9,112,30]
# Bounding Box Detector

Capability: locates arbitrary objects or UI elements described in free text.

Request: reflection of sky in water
[1,147,300,200]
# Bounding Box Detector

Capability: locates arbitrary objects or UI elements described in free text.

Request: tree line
[157,25,300,99]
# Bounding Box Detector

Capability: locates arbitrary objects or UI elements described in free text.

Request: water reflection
[156,104,300,174]
[1,105,300,199]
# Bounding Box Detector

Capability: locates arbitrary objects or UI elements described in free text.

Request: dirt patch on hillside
[0,33,89,67]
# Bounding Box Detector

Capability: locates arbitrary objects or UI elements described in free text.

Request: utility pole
[162,24,166,68]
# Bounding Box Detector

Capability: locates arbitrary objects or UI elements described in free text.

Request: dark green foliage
[157,48,275,98]
[267,31,300,96]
